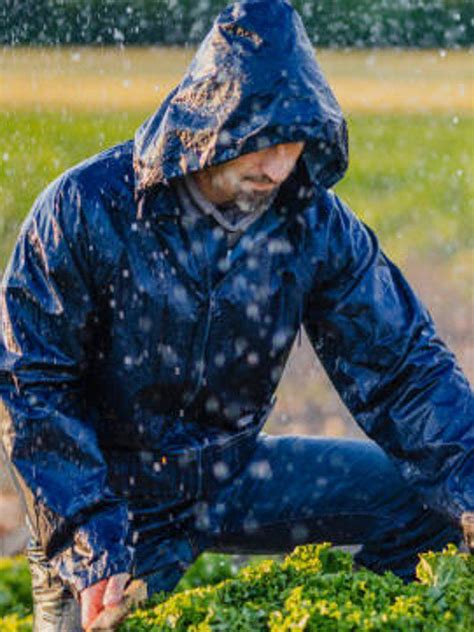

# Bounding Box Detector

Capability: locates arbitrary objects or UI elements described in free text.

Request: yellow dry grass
[1,47,473,113]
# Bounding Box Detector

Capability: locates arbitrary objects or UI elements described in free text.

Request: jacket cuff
[50,503,134,595]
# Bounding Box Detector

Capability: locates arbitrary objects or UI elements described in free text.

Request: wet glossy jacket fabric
[1,0,473,594]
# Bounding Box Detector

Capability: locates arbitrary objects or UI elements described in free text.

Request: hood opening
[133,0,348,207]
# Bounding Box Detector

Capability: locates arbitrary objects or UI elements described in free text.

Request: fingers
[103,572,131,607]
[81,578,107,630]
[80,573,131,630]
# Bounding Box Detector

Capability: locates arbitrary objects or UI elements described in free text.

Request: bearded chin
[234,187,280,215]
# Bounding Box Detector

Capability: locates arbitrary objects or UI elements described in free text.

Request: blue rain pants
[27,433,462,630]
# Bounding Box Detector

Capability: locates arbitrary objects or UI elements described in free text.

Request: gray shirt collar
[178,174,274,234]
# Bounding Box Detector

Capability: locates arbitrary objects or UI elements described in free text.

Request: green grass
[1,111,472,272]
[339,114,474,263]
[0,110,143,271]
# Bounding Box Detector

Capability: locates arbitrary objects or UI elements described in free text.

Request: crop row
[1,543,472,631]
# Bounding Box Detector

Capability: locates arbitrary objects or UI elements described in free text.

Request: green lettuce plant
[1,544,472,631]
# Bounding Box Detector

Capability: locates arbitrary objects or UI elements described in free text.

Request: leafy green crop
[1,545,472,631]
[119,544,473,631]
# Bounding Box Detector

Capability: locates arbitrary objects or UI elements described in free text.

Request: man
[0,0,472,629]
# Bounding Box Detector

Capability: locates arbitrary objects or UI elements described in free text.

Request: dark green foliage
[174,552,240,591]
[1,0,472,47]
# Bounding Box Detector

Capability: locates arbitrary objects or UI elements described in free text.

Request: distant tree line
[1,0,472,47]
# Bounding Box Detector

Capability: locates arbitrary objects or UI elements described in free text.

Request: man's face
[192,141,305,213]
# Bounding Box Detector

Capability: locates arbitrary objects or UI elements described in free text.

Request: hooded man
[1,1,472,630]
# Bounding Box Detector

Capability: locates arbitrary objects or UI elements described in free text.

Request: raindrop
[249,460,272,479]
[247,351,259,366]
[246,303,259,320]
[212,461,230,481]
[214,353,226,367]
[291,523,309,543]
[205,396,219,413]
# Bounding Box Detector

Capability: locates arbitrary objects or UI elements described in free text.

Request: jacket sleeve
[303,189,473,524]
[0,177,133,594]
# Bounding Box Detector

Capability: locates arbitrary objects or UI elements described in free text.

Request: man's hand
[80,573,130,630]
[461,512,474,553]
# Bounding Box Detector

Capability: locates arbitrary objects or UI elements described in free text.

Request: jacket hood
[133,0,348,201]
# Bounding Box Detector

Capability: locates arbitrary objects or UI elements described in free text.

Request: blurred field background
[0,47,473,552]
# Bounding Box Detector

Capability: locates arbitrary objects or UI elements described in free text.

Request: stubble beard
[231,186,279,215]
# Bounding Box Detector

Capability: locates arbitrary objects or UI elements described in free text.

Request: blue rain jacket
[1,0,472,593]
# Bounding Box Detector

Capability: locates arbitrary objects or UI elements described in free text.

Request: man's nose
[261,145,296,184]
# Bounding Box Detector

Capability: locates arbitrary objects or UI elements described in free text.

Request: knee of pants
[27,536,82,632]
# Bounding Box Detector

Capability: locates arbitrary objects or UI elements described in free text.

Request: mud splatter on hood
[133,0,348,201]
